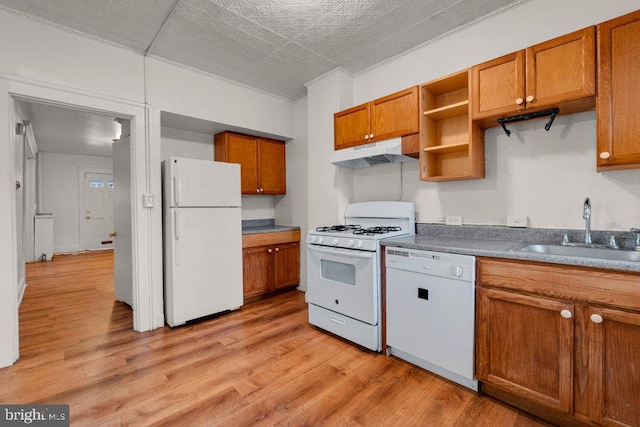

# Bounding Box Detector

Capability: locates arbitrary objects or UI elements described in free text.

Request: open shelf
[423,141,469,154]
[419,69,484,181]
[423,100,470,121]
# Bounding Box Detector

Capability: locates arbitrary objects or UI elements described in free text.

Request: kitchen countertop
[381,233,640,273]
[242,225,300,235]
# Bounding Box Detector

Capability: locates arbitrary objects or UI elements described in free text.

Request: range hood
[331,138,416,169]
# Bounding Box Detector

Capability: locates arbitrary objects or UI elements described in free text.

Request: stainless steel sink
[517,244,640,262]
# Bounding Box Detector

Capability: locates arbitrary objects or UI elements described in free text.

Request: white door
[112,130,132,306]
[83,172,114,250]
[15,126,25,293]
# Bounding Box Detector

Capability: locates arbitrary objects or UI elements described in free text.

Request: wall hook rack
[497,108,560,137]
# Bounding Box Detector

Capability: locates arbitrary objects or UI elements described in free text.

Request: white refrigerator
[162,157,243,327]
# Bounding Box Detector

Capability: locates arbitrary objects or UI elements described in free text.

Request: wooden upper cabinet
[472,27,596,125]
[334,103,370,150]
[597,10,640,171]
[334,86,419,150]
[472,51,525,120]
[370,87,419,141]
[214,131,286,195]
[258,138,286,195]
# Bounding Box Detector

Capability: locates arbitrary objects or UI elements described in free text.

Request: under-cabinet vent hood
[331,138,415,169]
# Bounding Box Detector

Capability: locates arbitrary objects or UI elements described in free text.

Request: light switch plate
[507,216,529,228]
[142,193,154,208]
[445,215,463,226]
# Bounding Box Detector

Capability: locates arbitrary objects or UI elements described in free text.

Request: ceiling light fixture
[113,118,122,142]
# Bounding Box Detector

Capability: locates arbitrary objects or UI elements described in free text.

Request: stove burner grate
[315,224,361,233]
[353,226,402,236]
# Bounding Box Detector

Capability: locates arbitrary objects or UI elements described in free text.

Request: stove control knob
[348,239,355,248]
[317,237,324,244]
[356,240,364,249]
[332,238,339,246]
[453,266,464,277]
[309,236,317,243]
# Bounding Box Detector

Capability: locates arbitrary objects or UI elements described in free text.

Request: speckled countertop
[242,219,300,235]
[381,224,640,273]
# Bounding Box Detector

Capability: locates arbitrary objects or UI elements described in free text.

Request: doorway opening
[13,97,136,336]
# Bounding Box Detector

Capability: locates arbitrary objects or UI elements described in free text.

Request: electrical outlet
[445,216,463,226]
[507,216,529,228]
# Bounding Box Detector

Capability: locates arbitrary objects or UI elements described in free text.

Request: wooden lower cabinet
[477,257,640,427]
[242,230,300,300]
[477,288,574,413]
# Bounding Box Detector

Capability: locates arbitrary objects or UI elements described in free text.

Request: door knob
[109,232,117,237]
[590,314,604,324]
[86,215,91,219]
[599,152,611,159]
[515,98,524,105]
[560,309,573,319]
[275,247,279,252]
[268,249,273,253]
[526,95,535,103]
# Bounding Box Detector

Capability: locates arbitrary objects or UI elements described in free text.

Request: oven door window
[321,259,356,286]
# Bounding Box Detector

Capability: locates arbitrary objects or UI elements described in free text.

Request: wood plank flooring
[1,250,551,426]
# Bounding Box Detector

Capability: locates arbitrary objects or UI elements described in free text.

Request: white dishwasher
[385,246,478,391]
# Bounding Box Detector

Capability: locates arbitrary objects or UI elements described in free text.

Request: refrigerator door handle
[173,176,179,206]
[174,209,180,266]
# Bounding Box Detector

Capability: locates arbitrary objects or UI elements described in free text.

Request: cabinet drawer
[242,230,300,248]
[477,257,640,312]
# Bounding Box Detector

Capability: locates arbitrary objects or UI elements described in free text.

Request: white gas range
[306,201,415,351]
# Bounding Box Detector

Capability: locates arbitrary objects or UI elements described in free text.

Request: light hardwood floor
[1,250,550,426]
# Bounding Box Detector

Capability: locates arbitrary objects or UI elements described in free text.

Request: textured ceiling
[0,0,529,100]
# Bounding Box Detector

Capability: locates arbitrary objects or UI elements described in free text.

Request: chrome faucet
[583,197,592,245]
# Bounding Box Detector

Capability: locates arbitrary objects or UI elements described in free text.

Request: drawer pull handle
[560,309,573,319]
[330,316,346,326]
[590,314,603,324]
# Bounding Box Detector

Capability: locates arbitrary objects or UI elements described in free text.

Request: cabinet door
[586,307,640,427]
[216,133,260,194]
[273,242,300,290]
[242,246,273,298]
[526,27,595,111]
[471,51,525,120]
[334,103,370,150]
[597,11,640,171]
[258,138,286,195]
[477,287,574,413]
[370,86,419,142]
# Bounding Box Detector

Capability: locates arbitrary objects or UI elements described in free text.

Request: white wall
[306,69,355,230]
[276,96,309,290]
[160,126,277,220]
[39,152,112,253]
[307,0,640,231]
[0,10,145,103]
[146,57,293,139]
[161,126,214,161]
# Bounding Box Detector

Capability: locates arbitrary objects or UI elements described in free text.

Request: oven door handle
[307,244,374,259]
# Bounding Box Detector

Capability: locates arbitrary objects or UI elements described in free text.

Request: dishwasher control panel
[385,247,475,282]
